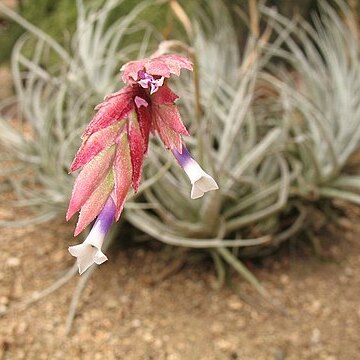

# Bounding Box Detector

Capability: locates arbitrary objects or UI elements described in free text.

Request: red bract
[67,54,193,235]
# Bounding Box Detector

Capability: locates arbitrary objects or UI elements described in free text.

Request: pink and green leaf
[120,59,147,84]
[70,122,124,173]
[113,133,133,220]
[83,86,136,136]
[152,84,179,104]
[127,111,146,192]
[153,116,183,152]
[66,145,115,221]
[135,101,152,152]
[153,103,189,136]
[74,171,114,236]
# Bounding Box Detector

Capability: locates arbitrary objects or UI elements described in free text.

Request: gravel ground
[0,208,359,360]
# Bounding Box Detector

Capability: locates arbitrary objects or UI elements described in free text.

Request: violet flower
[172,145,218,199]
[68,196,115,274]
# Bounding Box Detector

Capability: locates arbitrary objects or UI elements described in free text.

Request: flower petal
[190,174,219,199]
[68,243,98,275]
[134,96,148,108]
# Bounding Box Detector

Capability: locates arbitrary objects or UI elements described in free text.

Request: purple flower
[172,145,218,199]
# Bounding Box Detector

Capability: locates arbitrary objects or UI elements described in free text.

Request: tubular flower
[68,197,115,274]
[67,54,218,274]
[172,145,219,199]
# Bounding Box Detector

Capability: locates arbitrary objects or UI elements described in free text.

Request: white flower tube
[68,197,115,274]
[172,145,219,199]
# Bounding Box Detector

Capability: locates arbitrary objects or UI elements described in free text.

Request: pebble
[227,296,243,310]
[210,322,224,334]
[0,304,7,315]
[215,338,237,352]
[6,257,21,267]
[280,274,290,285]
[143,332,153,342]
[0,296,9,305]
[309,300,322,314]
[131,319,141,328]
[311,328,321,345]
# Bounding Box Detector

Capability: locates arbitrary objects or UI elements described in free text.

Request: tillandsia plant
[67,54,218,274]
[3,0,360,303]
[261,0,360,220]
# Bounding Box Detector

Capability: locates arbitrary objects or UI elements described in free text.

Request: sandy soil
[0,206,359,360]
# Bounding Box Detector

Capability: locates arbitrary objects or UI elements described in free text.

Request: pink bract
[67,53,193,235]
[120,54,193,84]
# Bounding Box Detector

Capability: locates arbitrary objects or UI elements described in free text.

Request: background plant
[1,0,360,312]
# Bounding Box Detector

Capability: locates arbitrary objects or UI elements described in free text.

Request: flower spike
[67,53,218,274]
[172,145,219,199]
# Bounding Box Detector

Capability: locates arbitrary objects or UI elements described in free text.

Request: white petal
[150,83,157,94]
[94,250,108,265]
[191,185,205,199]
[68,226,108,275]
[183,160,219,199]
[138,79,150,88]
[191,175,219,199]
[68,243,85,257]
[155,77,164,87]
[69,243,98,275]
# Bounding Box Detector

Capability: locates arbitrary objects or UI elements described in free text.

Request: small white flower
[68,197,115,275]
[68,230,108,275]
[183,159,219,199]
[172,145,219,199]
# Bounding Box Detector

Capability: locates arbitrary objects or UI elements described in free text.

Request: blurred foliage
[0,0,179,64]
[1,0,354,65]
[0,0,78,63]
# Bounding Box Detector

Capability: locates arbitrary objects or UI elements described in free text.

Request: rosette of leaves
[261,0,360,238]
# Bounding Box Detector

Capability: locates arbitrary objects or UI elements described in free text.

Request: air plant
[1,0,360,307]
[261,0,360,232]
